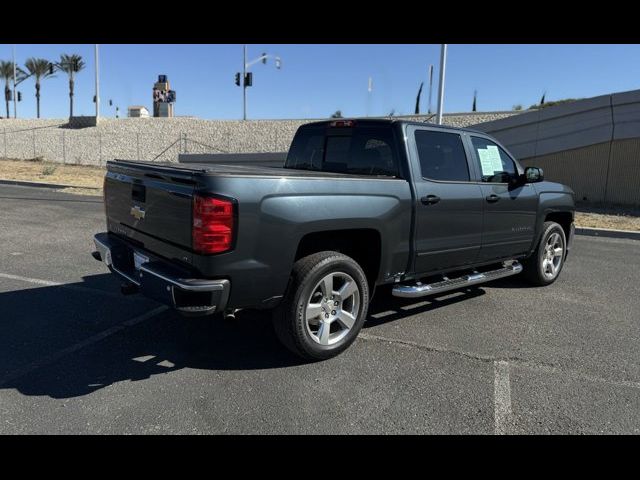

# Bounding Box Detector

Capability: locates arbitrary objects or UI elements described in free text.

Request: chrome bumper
[93,233,230,315]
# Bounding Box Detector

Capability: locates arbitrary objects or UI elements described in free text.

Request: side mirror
[524,166,544,183]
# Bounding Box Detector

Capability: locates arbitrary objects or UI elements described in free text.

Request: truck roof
[300,118,486,135]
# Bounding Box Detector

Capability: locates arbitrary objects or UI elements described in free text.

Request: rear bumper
[93,232,230,315]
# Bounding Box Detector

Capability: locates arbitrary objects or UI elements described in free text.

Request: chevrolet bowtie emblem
[130,205,146,220]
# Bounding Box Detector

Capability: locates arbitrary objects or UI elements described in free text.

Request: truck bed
[109,159,399,180]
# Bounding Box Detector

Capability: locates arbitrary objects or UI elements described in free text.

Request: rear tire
[273,251,369,361]
[523,221,567,286]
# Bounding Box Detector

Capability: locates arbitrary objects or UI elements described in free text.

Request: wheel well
[295,229,381,289]
[545,211,573,240]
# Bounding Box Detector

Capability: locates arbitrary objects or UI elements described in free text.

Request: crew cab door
[467,135,538,261]
[406,126,484,274]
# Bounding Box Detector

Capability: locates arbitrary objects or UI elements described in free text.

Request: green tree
[24,58,55,118]
[56,54,85,118]
[0,60,26,118]
[331,110,343,118]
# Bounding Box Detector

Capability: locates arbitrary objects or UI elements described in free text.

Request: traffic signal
[93,95,96,103]
[109,99,113,107]
[235,72,241,86]
[17,91,22,102]
[261,53,267,64]
[244,72,253,87]
[49,63,55,75]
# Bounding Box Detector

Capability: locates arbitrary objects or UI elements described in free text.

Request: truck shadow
[0,273,486,399]
[365,285,487,328]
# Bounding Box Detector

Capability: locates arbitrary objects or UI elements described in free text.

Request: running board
[392,261,523,298]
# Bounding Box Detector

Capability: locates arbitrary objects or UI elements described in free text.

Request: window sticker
[478,145,503,176]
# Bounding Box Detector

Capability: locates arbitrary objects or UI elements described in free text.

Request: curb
[575,227,640,241]
[0,178,101,190]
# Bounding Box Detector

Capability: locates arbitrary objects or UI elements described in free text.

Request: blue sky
[2,44,639,120]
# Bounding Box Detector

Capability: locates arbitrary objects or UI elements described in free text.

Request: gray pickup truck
[93,119,575,360]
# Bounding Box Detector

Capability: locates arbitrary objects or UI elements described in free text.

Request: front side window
[471,136,517,183]
[414,130,470,182]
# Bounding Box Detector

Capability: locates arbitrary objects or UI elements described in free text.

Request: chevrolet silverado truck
[92,119,575,360]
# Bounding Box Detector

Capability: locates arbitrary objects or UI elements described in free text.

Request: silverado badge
[130,205,146,220]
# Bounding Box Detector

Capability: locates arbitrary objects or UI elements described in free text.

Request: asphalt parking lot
[1,183,639,434]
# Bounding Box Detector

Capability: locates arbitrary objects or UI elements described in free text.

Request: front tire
[523,221,567,286]
[273,251,369,361]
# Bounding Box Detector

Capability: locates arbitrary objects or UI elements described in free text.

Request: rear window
[285,126,399,177]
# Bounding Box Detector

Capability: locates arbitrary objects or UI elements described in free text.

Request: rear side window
[285,126,399,177]
[414,130,470,182]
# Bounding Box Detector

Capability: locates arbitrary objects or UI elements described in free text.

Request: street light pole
[240,46,282,121]
[436,44,447,125]
[366,76,372,117]
[95,44,100,122]
[243,44,247,121]
[427,64,434,114]
[12,45,17,118]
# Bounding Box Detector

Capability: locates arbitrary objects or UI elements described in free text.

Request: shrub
[42,165,57,176]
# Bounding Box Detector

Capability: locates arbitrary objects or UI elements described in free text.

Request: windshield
[284,125,399,177]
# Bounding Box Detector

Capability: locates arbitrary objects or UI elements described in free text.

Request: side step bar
[392,261,523,298]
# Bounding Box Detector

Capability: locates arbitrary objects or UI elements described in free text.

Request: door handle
[421,195,441,205]
[486,194,500,203]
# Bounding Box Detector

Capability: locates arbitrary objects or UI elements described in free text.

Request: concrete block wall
[471,88,640,206]
[0,112,518,167]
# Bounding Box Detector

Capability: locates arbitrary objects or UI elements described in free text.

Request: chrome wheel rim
[542,232,564,279]
[305,271,360,346]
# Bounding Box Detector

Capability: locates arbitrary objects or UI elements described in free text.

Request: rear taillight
[192,195,235,254]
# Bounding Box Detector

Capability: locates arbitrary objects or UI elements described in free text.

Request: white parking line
[494,360,512,435]
[0,272,60,286]
[0,305,168,387]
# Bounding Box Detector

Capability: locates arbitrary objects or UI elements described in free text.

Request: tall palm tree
[24,58,55,118]
[0,60,26,119]
[57,54,85,118]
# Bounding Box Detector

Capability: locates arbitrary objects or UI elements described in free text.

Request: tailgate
[104,160,200,250]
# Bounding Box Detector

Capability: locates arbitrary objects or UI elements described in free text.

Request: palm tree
[24,58,55,118]
[56,54,85,118]
[0,60,26,119]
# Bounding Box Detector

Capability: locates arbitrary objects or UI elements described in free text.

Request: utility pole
[95,44,100,122]
[436,44,447,125]
[366,76,372,117]
[243,44,247,121]
[12,45,17,118]
[427,64,434,114]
